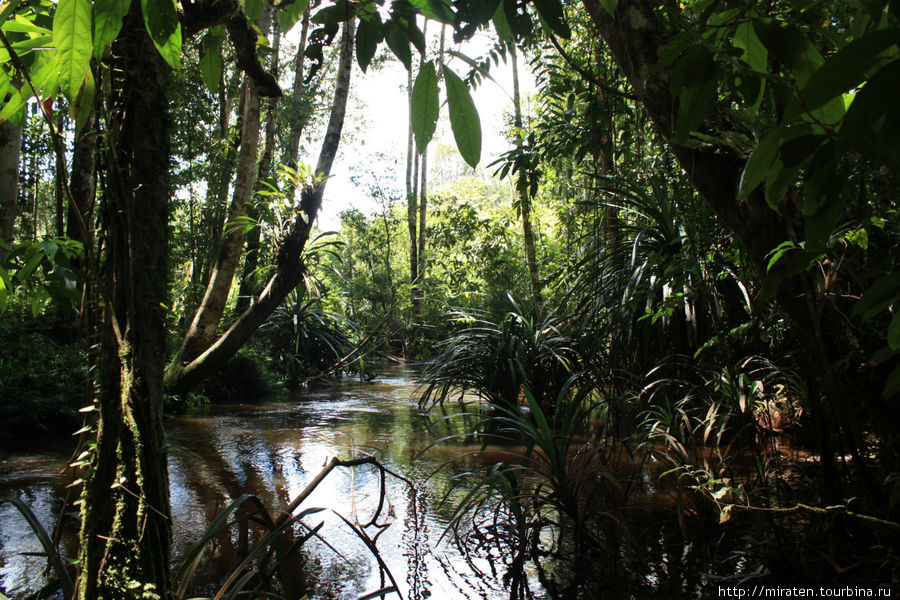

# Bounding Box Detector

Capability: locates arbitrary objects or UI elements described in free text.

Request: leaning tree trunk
[165,17,356,395]
[237,7,281,315]
[76,8,172,599]
[176,80,262,363]
[0,119,21,258]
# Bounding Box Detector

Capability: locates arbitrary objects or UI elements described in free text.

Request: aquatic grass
[428,376,633,598]
[0,497,74,600]
[172,454,411,600]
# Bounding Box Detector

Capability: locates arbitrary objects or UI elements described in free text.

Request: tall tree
[0,119,19,258]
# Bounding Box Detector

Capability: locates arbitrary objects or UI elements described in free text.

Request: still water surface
[0,367,514,599]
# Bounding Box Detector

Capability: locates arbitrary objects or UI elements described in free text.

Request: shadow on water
[1,366,755,599]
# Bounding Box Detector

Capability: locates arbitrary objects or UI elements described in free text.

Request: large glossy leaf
[408,0,454,24]
[738,123,814,201]
[838,60,900,168]
[385,22,411,70]
[311,0,349,24]
[753,20,823,87]
[411,60,439,153]
[53,0,93,102]
[532,0,570,39]
[799,29,899,114]
[355,14,382,72]
[442,65,481,168]
[92,0,130,57]
[279,0,309,32]
[199,33,223,92]
[71,67,95,128]
[141,0,182,69]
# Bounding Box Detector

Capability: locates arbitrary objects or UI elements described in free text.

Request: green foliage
[442,65,481,168]
[0,313,88,445]
[411,59,438,153]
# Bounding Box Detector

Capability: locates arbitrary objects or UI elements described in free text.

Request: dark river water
[0,366,526,599]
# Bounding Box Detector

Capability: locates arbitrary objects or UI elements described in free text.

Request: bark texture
[177,81,261,363]
[77,8,171,599]
[0,119,21,254]
[165,18,356,395]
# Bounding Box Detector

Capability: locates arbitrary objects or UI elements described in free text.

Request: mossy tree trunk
[76,9,172,599]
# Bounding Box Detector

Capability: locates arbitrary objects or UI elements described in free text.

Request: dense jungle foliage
[1,0,899,597]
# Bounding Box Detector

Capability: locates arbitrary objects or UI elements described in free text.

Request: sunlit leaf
[411,60,439,153]
[199,33,223,93]
[279,0,309,32]
[442,65,481,168]
[54,0,93,102]
[141,0,182,69]
[92,0,131,57]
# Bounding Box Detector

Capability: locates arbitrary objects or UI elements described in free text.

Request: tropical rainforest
[0,0,899,598]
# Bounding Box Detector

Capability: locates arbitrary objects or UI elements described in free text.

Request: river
[0,366,524,599]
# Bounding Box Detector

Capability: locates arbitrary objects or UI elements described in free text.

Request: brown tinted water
[0,366,524,599]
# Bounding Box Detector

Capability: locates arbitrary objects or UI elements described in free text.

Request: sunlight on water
[1,367,514,600]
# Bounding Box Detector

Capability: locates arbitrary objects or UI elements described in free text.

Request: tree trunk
[511,45,543,320]
[285,4,312,170]
[77,8,171,598]
[406,61,419,316]
[0,119,20,257]
[177,80,261,363]
[165,17,356,395]
[238,7,281,315]
[67,111,97,252]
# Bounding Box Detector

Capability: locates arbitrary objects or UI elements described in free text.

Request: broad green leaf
[0,84,26,126]
[92,0,130,57]
[141,0,182,69]
[385,22,411,70]
[753,20,823,87]
[443,65,481,168]
[199,33,223,92]
[311,1,349,24]
[408,0,454,24]
[4,16,49,34]
[404,18,426,54]
[733,20,766,112]
[243,0,265,22]
[355,14,382,72]
[411,60,439,153]
[888,312,900,351]
[491,1,513,42]
[853,272,900,320]
[738,123,814,200]
[799,29,899,114]
[53,0,93,102]
[71,67,95,129]
[532,0,570,39]
[839,60,900,169]
[802,189,842,251]
[278,0,308,33]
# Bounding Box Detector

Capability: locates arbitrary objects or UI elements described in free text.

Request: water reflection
[1,367,512,599]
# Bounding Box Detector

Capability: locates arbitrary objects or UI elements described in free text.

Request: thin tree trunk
[0,119,20,257]
[237,7,281,315]
[54,111,65,237]
[406,59,419,316]
[67,111,97,252]
[178,80,261,362]
[285,4,311,170]
[165,17,356,395]
[77,7,171,598]
[511,45,543,320]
